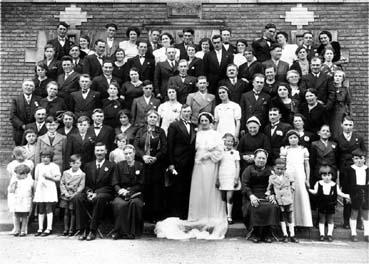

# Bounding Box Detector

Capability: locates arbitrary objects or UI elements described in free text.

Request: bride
[155,112,228,240]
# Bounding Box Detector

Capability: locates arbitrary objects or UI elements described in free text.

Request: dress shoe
[351,235,358,242]
[251,236,261,243]
[264,237,273,243]
[319,235,325,241]
[290,236,299,243]
[281,236,289,243]
[35,230,42,237]
[63,230,68,236]
[86,231,96,241]
[19,232,26,237]
[68,230,75,237]
[41,229,52,237]
[227,217,233,225]
[13,232,20,237]
[111,232,120,240]
[327,236,333,242]
[78,230,87,240]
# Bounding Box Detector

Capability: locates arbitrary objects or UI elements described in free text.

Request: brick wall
[0,1,368,164]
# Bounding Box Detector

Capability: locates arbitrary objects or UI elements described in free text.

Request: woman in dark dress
[286,70,306,112]
[115,109,138,144]
[120,67,143,110]
[271,83,297,124]
[102,81,126,128]
[39,81,67,117]
[33,61,52,98]
[111,144,144,239]
[290,46,310,77]
[292,113,314,150]
[241,149,280,243]
[112,48,128,83]
[134,110,167,223]
[263,66,279,97]
[42,44,61,81]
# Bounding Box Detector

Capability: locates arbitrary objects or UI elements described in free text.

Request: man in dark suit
[90,60,121,99]
[203,34,234,94]
[154,47,179,100]
[57,56,80,110]
[71,74,101,118]
[47,22,74,60]
[252,23,276,62]
[23,107,48,144]
[262,43,289,82]
[68,44,84,73]
[126,40,155,81]
[301,57,336,111]
[82,39,106,79]
[86,108,114,153]
[65,115,94,166]
[302,31,318,61]
[221,28,237,54]
[131,80,161,127]
[147,29,162,57]
[264,107,292,163]
[74,142,115,241]
[240,74,271,132]
[167,104,196,219]
[167,60,197,104]
[218,63,249,104]
[10,79,41,145]
[175,27,197,60]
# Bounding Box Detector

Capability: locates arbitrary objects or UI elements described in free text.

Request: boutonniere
[150,102,153,105]
[304,136,310,142]
[135,170,140,175]
[147,62,150,65]
[191,66,195,69]
[355,138,359,142]
[276,130,283,136]
[230,151,234,155]
[332,144,336,149]
[34,101,39,107]
[336,90,341,94]
[114,105,118,109]
[88,137,95,144]
[194,127,198,132]
[207,98,212,102]
[104,167,109,172]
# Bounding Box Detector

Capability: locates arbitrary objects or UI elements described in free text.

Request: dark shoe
[41,229,52,237]
[13,232,20,237]
[111,232,120,240]
[19,232,26,237]
[86,231,96,241]
[35,229,42,237]
[126,234,135,239]
[290,236,299,243]
[281,236,289,243]
[68,230,75,237]
[319,235,325,241]
[227,217,233,225]
[78,230,87,241]
[63,230,68,236]
[351,235,358,242]
[327,236,333,242]
[264,237,273,243]
[251,236,261,243]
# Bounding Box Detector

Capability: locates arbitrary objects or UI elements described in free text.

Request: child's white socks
[38,214,44,231]
[226,203,233,218]
[350,219,357,236]
[319,223,325,236]
[46,213,53,230]
[280,222,288,236]
[288,223,295,237]
[327,223,334,236]
[363,220,369,236]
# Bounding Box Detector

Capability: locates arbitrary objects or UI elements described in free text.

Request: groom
[167,104,196,219]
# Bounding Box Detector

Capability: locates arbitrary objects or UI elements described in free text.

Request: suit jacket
[300,103,328,134]
[39,97,67,117]
[24,122,47,138]
[147,42,162,58]
[83,160,115,194]
[86,125,114,153]
[218,78,249,104]
[154,60,179,97]
[223,43,237,54]
[10,94,41,130]
[114,125,139,145]
[266,172,294,205]
[35,132,67,170]
[186,91,216,124]
[252,37,275,62]
[301,72,335,110]
[187,57,204,77]
[262,59,290,82]
[131,96,161,127]
[57,71,80,98]
[126,55,155,81]
[72,58,84,74]
[264,122,292,161]
[239,91,270,130]
[238,60,263,83]
[42,58,62,81]
[167,75,197,104]
[174,42,200,60]
[203,50,234,94]
[57,126,78,136]
[47,38,74,61]
[104,39,120,59]
[336,132,367,170]
[65,132,95,165]
[71,90,101,118]
[342,165,369,194]
[90,75,122,99]
[82,54,104,79]
[310,140,338,181]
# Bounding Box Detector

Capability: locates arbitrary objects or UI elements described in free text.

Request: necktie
[96,164,101,174]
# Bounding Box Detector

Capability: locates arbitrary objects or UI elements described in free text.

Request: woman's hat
[246,116,261,126]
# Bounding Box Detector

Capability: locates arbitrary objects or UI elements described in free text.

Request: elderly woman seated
[241,148,280,243]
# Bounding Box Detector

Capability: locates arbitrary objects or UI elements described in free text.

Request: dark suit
[23,122,47,145]
[167,75,197,104]
[42,59,62,81]
[39,97,67,117]
[115,126,139,145]
[126,55,155,82]
[203,50,234,94]
[310,140,338,184]
[167,119,196,219]
[302,45,318,62]
[238,60,263,84]
[71,90,101,118]
[57,126,78,136]
[301,72,335,110]
[82,54,104,79]
[218,78,249,104]
[264,122,292,162]
[300,103,328,134]
[57,71,80,110]
[187,57,204,77]
[154,60,179,98]
[65,132,95,165]
[72,58,84,74]
[47,38,74,60]
[175,42,190,60]
[239,91,270,130]
[223,43,237,54]
[90,75,122,100]
[131,96,161,127]
[10,94,41,145]
[74,160,115,232]
[252,37,275,62]
[86,125,114,153]
[262,59,290,82]
[104,39,120,59]
[147,42,161,58]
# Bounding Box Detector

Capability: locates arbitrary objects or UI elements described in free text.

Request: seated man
[74,142,115,241]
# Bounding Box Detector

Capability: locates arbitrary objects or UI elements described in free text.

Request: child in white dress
[7,164,34,236]
[33,149,61,236]
[216,133,240,224]
[6,146,34,234]
[109,133,127,163]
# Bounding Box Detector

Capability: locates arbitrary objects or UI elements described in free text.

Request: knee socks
[363,220,369,236]
[38,214,45,231]
[46,213,53,230]
[319,223,325,236]
[350,219,357,236]
[226,203,233,218]
[327,224,334,236]
[288,223,295,237]
[280,222,288,236]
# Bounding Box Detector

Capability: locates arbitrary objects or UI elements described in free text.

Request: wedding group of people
[7,21,368,243]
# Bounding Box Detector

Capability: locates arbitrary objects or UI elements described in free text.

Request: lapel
[193,91,212,107]
[138,96,149,108]
[40,134,51,146]
[178,120,190,138]
[96,161,109,184]
[190,124,196,143]
[52,133,63,146]
[220,50,230,68]
[315,72,325,88]
[315,140,331,156]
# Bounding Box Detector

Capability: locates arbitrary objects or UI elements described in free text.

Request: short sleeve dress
[214,101,241,137]
[218,149,241,191]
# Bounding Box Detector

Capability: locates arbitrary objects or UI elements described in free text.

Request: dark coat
[262,59,290,82]
[33,77,52,98]
[131,96,161,127]
[218,78,250,104]
[238,60,263,84]
[310,140,338,183]
[82,54,104,79]
[83,160,115,195]
[65,132,95,165]
[47,38,74,61]
[336,132,367,171]
[86,124,114,153]
[115,125,139,145]
[264,121,292,162]
[126,55,155,82]
[300,103,328,135]
[154,60,179,97]
[167,75,197,104]
[71,90,101,118]
[187,57,204,77]
[251,38,275,62]
[90,75,122,100]
[317,41,341,63]
[239,91,270,130]
[42,58,62,81]
[112,160,144,194]
[39,97,67,117]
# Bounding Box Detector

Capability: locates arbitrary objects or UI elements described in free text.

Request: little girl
[266,158,298,243]
[60,154,85,236]
[309,164,350,242]
[33,149,61,236]
[22,129,37,161]
[7,164,34,236]
[216,133,240,224]
[7,146,34,234]
[109,133,127,163]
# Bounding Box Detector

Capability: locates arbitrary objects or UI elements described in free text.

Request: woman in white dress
[119,26,140,62]
[155,112,227,239]
[280,130,313,227]
[153,32,180,64]
[276,31,298,66]
[214,86,241,138]
[157,87,182,135]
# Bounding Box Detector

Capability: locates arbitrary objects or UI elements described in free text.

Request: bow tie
[180,75,187,78]
[254,92,260,96]
[139,55,145,58]
[94,126,102,129]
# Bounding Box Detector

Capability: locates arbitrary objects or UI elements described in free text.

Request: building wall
[0,1,368,163]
